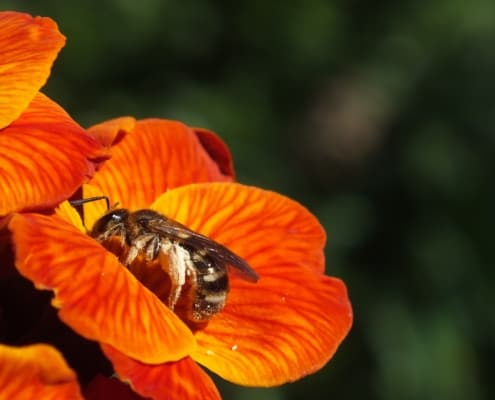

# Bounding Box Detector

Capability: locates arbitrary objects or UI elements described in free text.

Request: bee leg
[159,242,189,310]
[124,234,156,265]
[125,245,139,265]
[145,236,161,260]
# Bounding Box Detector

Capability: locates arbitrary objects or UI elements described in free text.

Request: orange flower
[8,118,352,399]
[0,11,106,215]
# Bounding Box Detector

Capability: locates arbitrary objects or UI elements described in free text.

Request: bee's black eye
[110,211,125,222]
[91,209,128,236]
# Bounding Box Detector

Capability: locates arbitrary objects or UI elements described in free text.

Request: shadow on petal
[84,375,146,400]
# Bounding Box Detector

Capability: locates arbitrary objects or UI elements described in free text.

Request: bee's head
[90,208,129,238]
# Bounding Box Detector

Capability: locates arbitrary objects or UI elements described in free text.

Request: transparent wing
[146,217,259,282]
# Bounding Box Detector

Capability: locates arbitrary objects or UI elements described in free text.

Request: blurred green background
[5,1,495,399]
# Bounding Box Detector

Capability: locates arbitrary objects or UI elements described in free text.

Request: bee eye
[91,209,127,235]
[110,212,124,222]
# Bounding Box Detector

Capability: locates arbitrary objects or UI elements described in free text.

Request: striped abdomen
[184,248,229,323]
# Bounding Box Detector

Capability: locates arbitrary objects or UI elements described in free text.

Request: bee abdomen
[188,252,229,323]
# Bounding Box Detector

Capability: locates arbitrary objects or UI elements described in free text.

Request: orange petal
[101,345,221,400]
[151,182,326,274]
[194,127,235,178]
[0,12,65,129]
[194,274,351,386]
[151,183,352,385]
[9,213,195,364]
[87,119,232,210]
[0,343,83,400]
[0,93,107,215]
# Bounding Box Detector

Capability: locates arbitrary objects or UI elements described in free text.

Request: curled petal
[0,343,82,400]
[0,12,65,128]
[102,345,221,400]
[9,213,195,364]
[87,116,136,148]
[152,183,352,385]
[87,119,232,210]
[0,93,107,215]
[194,127,235,178]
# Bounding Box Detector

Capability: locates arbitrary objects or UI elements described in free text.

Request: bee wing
[146,217,259,283]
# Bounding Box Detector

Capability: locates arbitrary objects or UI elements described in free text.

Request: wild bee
[89,207,259,325]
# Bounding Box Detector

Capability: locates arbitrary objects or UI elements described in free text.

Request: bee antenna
[69,196,110,210]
